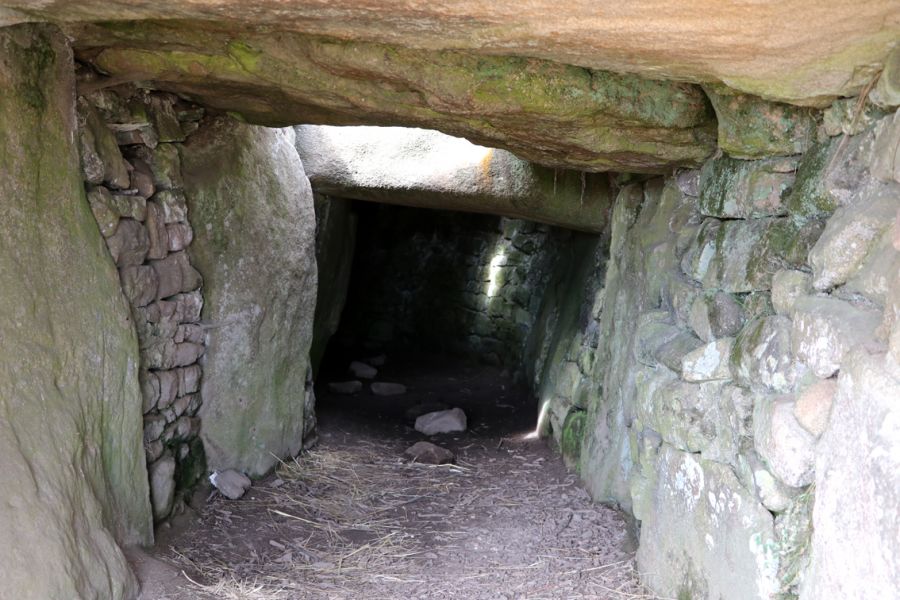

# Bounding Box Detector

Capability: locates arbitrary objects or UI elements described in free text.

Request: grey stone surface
[793,379,836,437]
[295,125,611,232]
[681,338,734,382]
[803,350,900,599]
[148,454,176,521]
[753,395,816,488]
[637,445,779,600]
[731,315,803,393]
[0,24,150,600]
[107,218,149,267]
[771,269,812,316]
[699,155,796,218]
[210,469,252,500]
[404,441,454,465]
[185,118,317,477]
[349,360,377,379]
[791,296,883,378]
[415,408,468,435]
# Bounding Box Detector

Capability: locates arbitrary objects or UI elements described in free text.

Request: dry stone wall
[553,105,900,599]
[76,81,209,522]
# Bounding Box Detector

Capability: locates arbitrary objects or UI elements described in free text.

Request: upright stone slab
[183,118,317,477]
[0,24,151,600]
[637,445,780,600]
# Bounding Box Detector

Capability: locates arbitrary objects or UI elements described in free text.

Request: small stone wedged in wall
[699,155,796,219]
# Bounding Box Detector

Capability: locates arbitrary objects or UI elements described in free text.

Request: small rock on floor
[328,380,363,394]
[210,469,251,500]
[415,407,467,435]
[405,441,455,465]
[371,382,407,396]
[405,401,450,422]
[349,361,378,379]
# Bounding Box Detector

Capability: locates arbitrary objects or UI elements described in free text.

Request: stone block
[148,94,185,143]
[823,97,887,137]
[106,219,149,267]
[131,143,182,190]
[144,439,164,464]
[808,183,898,291]
[872,46,900,108]
[151,252,201,299]
[152,189,189,223]
[688,292,746,342]
[791,296,883,378]
[148,454,176,521]
[793,379,836,437]
[636,445,779,600]
[139,370,159,414]
[109,193,147,222]
[699,155,796,218]
[653,330,704,372]
[871,110,900,183]
[144,200,169,260]
[349,360,377,379]
[842,227,900,306]
[804,350,900,599]
[676,169,700,197]
[174,291,203,323]
[175,323,205,344]
[86,187,119,237]
[178,365,202,396]
[753,394,816,487]
[731,315,803,393]
[771,269,812,316]
[162,416,198,443]
[156,370,178,410]
[130,159,156,200]
[681,338,734,382]
[173,394,192,418]
[119,265,158,307]
[210,469,252,500]
[166,222,193,252]
[173,343,205,368]
[735,450,803,513]
[77,96,131,189]
[143,414,167,444]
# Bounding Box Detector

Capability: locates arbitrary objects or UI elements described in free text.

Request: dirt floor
[136,355,660,599]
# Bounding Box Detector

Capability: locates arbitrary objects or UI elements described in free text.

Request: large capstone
[183,118,317,477]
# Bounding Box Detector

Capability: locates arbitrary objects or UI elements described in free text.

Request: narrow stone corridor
[144,357,653,599]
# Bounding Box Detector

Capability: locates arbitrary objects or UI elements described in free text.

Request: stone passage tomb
[0,5,898,600]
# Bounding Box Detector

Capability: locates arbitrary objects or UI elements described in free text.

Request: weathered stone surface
[77,95,130,188]
[130,143,182,190]
[106,218,149,267]
[297,126,612,231]
[771,269,812,316]
[637,445,779,600]
[185,118,317,477]
[152,188,188,223]
[415,408,468,435]
[804,350,900,599]
[210,469,252,500]
[348,360,377,379]
[736,450,803,513]
[731,315,803,393]
[703,86,816,158]
[109,192,147,221]
[793,379,836,437]
[148,454,176,521]
[5,0,898,104]
[0,24,150,600]
[872,46,900,108]
[808,183,898,290]
[682,217,817,292]
[119,264,158,307]
[371,382,407,396]
[654,330,705,372]
[144,199,169,260]
[140,369,160,413]
[688,291,746,341]
[754,395,816,488]
[177,364,201,395]
[156,369,178,410]
[87,186,120,237]
[404,441,454,465]
[699,155,796,218]
[166,222,193,252]
[871,110,900,183]
[842,227,900,306]
[791,296,883,378]
[681,338,734,382]
[823,97,888,137]
[130,158,155,198]
[151,251,201,299]
[327,381,363,395]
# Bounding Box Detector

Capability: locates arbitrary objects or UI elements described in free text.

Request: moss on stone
[785,137,839,219]
[560,409,587,469]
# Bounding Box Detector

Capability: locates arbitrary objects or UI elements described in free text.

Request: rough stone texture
[771,269,812,316]
[404,441,454,465]
[753,395,816,488]
[793,379,836,437]
[703,85,817,158]
[699,155,796,219]
[415,408,468,435]
[681,338,734,382]
[804,350,900,599]
[808,183,898,290]
[872,46,900,108]
[731,315,804,394]
[296,125,611,231]
[210,469,252,500]
[637,445,779,600]
[0,23,150,600]
[184,117,317,477]
[148,454,176,521]
[791,296,883,378]
[4,0,899,104]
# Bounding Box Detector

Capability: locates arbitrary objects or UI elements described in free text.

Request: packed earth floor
[139,356,660,599]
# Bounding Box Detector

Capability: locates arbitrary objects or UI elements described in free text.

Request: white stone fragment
[349,360,377,379]
[414,407,468,435]
[210,469,252,500]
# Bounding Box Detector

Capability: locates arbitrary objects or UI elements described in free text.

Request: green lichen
[560,409,587,469]
[786,137,839,219]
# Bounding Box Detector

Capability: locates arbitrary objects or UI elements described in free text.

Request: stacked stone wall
[77,80,208,521]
